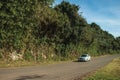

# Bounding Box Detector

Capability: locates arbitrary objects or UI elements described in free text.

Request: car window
[81,55,87,57]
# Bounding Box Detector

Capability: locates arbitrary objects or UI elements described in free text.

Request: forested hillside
[0,0,120,62]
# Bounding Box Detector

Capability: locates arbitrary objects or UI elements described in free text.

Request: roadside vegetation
[83,58,120,80]
[0,0,120,66]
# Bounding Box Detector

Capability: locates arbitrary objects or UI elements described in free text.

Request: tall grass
[83,58,120,80]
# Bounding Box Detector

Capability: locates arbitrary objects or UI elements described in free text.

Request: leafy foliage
[38,0,55,5]
[0,0,38,60]
[0,1,119,62]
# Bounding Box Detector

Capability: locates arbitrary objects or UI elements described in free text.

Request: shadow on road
[73,60,79,62]
[73,60,90,62]
[15,74,45,80]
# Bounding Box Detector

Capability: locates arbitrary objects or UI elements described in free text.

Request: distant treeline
[0,0,120,62]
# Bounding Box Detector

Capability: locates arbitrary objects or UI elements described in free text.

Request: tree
[38,0,55,5]
[90,22,115,54]
[80,26,94,45]
[34,6,71,44]
[113,37,120,51]
[54,1,87,44]
[0,0,38,60]
[54,1,87,26]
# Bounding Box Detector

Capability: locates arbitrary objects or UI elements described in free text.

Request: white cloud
[81,7,120,37]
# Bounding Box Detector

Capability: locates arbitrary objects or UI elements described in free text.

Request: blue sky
[54,0,120,37]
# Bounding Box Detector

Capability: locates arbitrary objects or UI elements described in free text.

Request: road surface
[0,54,120,80]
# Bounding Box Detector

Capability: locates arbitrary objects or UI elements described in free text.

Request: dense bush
[0,1,119,62]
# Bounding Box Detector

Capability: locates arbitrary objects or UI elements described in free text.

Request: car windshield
[81,54,87,57]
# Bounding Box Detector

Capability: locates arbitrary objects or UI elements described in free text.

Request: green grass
[83,58,120,80]
[0,60,38,68]
[0,58,72,68]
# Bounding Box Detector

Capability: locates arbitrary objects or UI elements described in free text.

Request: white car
[78,54,91,62]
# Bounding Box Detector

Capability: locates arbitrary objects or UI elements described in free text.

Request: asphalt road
[0,54,120,80]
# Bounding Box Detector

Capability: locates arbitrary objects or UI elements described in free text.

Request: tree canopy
[0,0,119,62]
